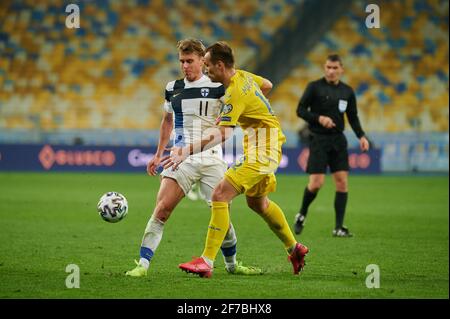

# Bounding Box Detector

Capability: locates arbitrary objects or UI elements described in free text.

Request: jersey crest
[200,88,210,97]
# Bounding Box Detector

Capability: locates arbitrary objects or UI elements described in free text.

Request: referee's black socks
[299,187,318,217]
[334,191,348,229]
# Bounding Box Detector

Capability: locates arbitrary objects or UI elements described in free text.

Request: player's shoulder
[310,78,325,87]
[201,75,224,89]
[303,78,322,93]
[165,78,185,92]
[235,69,259,84]
[338,80,355,93]
[164,78,185,101]
[228,70,248,90]
[237,69,252,77]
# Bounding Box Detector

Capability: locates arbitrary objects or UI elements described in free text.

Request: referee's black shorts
[306,132,349,174]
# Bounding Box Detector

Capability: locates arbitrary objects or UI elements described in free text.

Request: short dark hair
[177,38,205,57]
[205,41,235,68]
[327,54,343,66]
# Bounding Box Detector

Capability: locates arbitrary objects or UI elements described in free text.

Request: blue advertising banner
[0,144,381,174]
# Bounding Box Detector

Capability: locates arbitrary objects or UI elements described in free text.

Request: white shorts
[160,155,227,201]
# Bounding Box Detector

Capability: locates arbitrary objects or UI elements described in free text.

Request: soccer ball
[97,191,128,223]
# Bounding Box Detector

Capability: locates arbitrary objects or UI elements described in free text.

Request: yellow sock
[202,201,230,261]
[260,200,297,251]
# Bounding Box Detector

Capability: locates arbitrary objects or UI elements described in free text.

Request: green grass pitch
[0,172,448,298]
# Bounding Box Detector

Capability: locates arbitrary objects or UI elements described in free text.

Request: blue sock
[139,247,154,268]
[221,244,237,270]
[221,244,236,257]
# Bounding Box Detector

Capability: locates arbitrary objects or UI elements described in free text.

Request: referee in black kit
[294,54,370,237]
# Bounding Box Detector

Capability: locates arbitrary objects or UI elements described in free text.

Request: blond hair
[177,38,206,57]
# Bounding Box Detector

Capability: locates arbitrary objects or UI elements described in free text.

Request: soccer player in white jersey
[126,38,261,277]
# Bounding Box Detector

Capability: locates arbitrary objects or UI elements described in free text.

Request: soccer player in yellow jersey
[162,41,309,278]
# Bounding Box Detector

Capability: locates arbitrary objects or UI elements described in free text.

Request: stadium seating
[0,0,447,138]
[0,0,301,133]
[270,0,449,133]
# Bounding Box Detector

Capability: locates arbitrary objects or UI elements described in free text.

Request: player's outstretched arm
[260,78,273,97]
[161,125,233,170]
[147,111,173,176]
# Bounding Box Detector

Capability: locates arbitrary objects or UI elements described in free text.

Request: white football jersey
[164,75,225,159]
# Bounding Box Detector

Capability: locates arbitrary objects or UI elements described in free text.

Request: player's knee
[308,181,323,192]
[246,198,267,215]
[211,191,223,202]
[211,185,227,202]
[334,177,348,192]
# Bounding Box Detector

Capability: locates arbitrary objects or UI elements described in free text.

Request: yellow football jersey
[219,70,286,156]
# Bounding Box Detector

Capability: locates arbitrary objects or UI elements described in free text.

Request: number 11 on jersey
[199,101,209,116]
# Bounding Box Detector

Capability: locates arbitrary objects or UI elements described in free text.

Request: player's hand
[161,146,189,171]
[360,136,370,152]
[147,154,162,176]
[319,116,336,129]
